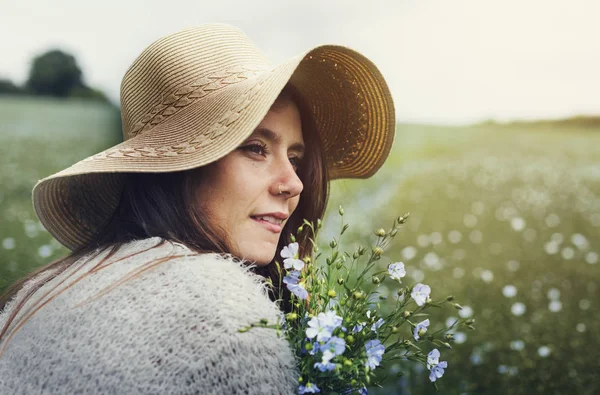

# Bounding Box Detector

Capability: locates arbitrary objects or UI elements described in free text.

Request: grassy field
[0,96,121,286]
[326,122,600,394]
[1,96,598,394]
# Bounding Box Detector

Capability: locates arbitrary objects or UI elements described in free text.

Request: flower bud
[390,228,398,237]
[392,326,399,333]
[353,291,364,300]
[329,239,338,248]
[403,310,412,318]
[337,278,345,285]
[317,218,323,229]
[358,247,367,256]
[453,303,463,310]
[346,335,355,344]
[344,359,353,367]
[466,318,476,325]
[303,257,311,264]
[442,342,453,349]
[328,289,337,298]
[297,226,304,233]
[304,343,313,351]
[290,234,296,242]
[260,318,269,325]
[298,377,303,383]
[372,277,381,284]
[467,325,476,330]
[338,206,344,216]
[353,252,360,260]
[286,313,298,320]
[375,228,386,237]
[373,247,384,256]
[340,298,346,306]
[446,295,455,301]
[445,333,454,341]
[336,262,343,270]
[351,379,357,386]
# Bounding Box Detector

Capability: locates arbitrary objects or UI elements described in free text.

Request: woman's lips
[251,216,283,233]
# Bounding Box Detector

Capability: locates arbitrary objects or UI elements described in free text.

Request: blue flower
[321,336,346,363]
[388,262,406,282]
[427,348,440,367]
[306,311,343,342]
[359,388,368,395]
[313,361,336,372]
[299,382,321,394]
[411,283,431,306]
[308,341,320,356]
[429,362,448,382]
[413,319,430,341]
[283,270,308,300]
[427,348,448,382]
[371,318,384,333]
[352,322,366,334]
[365,339,385,370]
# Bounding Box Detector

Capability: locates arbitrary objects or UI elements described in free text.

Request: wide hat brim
[33,42,395,251]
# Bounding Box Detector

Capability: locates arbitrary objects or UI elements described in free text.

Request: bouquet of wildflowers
[240,207,474,394]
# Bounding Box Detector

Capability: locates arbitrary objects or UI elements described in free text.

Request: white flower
[388,262,406,282]
[281,242,299,259]
[411,283,431,306]
[284,258,305,271]
[281,242,305,271]
[305,311,343,342]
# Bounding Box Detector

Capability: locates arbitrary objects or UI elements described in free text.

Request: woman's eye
[241,143,267,156]
[289,156,301,171]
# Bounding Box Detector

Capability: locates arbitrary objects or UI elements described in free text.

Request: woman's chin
[236,242,277,266]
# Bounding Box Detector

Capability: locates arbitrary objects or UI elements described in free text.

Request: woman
[0,24,395,393]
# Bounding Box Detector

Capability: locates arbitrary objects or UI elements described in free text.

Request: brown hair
[0,84,329,347]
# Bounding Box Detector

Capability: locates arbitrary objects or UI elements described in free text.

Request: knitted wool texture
[0,238,298,394]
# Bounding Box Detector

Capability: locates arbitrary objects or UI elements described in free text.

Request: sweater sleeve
[0,245,298,395]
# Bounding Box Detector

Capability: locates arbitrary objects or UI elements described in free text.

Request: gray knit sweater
[0,237,298,394]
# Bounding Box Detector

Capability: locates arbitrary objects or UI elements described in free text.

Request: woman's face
[193,98,305,265]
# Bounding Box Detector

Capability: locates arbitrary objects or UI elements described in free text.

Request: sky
[1,0,599,125]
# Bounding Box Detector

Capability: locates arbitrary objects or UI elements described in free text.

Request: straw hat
[32,24,395,251]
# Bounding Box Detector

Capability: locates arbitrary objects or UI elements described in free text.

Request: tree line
[0,50,109,103]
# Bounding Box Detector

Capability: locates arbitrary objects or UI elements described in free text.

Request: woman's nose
[272,161,303,198]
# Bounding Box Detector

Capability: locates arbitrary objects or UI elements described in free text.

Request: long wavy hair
[0,84,329,348]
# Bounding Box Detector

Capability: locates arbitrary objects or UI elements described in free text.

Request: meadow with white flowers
[325,122,600,394]
[0,96,598,394]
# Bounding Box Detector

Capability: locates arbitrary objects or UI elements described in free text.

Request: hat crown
[120,24,272,140]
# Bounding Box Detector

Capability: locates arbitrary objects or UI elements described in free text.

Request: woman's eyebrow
[253,127,305,154]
